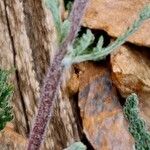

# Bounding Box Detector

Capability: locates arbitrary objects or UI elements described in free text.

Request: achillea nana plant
[124,94,150,150]
[27,0,150,149]
[0,69,13,131]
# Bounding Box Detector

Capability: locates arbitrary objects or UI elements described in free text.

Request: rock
[0,126,27,150]
[83,0,150,47]
[67,72,79,95]
[110,44,150,127]
[77,62,134,150]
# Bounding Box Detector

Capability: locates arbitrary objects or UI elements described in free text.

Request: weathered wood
[0,0,28,137]
[0,124,27,150]
[0,0,81,149]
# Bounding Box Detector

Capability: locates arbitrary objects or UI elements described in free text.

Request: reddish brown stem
[27,0,89,149]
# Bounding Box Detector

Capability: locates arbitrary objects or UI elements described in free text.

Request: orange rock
[78,62,134,150]
[0,126,27,150]
[111,44,150,127]
[67,72,79,95]
[83,0,150,47]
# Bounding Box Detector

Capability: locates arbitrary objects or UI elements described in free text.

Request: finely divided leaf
[123,93,150,150]
[140,4,150,20]
[45,0,71,43]
[73,29,95,55]
[62,29,95,65]
[61,19,71,43]
[62,4,150,65]
[64,142,87,150]
[45,0,62,39]
[0,69,13,131]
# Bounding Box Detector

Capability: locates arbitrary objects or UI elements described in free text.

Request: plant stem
[27,0,89,149]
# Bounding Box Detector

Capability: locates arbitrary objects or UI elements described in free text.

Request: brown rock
[110,44,150,127]
[67,70,79,95]
[0,126,27,150]
[83,0,150,47]
[78,62,134,150]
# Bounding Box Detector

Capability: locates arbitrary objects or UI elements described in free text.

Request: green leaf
[123,93,150,150]
[0,69,13,131]
[60,19,71,43]
[74,29,95,55]
[45,0,72,43]
[140,5,150,20]
[66,1,73,13]
[64,142,87,150]
[96,36,104,50]
[45,0,62,40]
[62,4,150,65]
[64,0,74,12]
[62,29,95,65]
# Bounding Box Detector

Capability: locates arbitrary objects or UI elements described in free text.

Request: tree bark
[0,0,81,149]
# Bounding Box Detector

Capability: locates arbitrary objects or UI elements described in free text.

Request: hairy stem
[27,0,89,149]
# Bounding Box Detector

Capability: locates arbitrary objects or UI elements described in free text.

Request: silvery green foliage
[45,0,70,43]
[140,4,150,20]
[124,93,150,150]
[61,20,71,42]
[64,142,87,150]
[64,0,73,12]
[63,4,150,66]
[0,69,13,131]
[62,29,94,65]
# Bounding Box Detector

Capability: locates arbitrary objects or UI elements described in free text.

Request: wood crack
[3,0,30,136]
[22,0,51,86]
